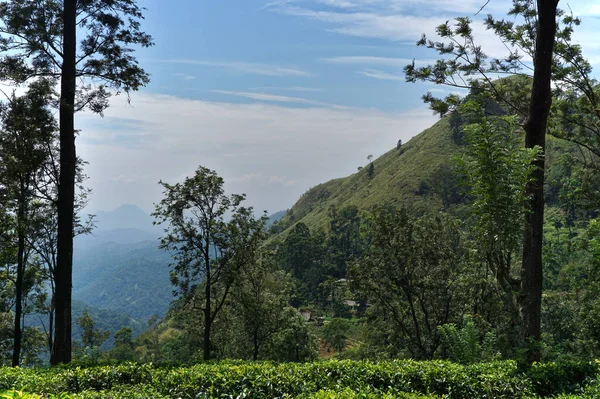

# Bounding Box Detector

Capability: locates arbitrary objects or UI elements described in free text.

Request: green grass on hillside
[276,117,462,235]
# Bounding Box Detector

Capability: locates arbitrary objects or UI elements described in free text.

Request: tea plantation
[2,360,600,398]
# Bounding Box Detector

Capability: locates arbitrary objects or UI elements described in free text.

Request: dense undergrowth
[1,360,600,398]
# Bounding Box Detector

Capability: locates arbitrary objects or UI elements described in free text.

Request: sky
[75,0,600,215]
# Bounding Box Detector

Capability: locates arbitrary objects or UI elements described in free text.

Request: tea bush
[0,359,598,398]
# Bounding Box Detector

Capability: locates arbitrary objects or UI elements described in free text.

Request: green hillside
[276,116,464,233]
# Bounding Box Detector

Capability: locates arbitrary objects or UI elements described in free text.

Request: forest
[3,0,600,398]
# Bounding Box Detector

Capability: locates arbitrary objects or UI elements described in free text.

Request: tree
[231,250,293,360]
[278,222,325,304]
[327,206,362,275]
[458,112,540,336]
[110,327,134,361]
[153,166,266,360]
[367,162,375,179]
[351,209,473,359]
[404,0,560,362]
[322,318,351,352]
[0,0,153,364]
[0,201,16,365]
[26,165,95,363]
[269,308,319,362]
[0,80,56,366]
[75,309,109,361]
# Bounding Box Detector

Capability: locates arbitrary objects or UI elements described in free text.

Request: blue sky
[75,0,600,215]
[137,0,443,110]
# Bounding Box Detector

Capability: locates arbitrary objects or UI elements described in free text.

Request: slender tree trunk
[48,295,54,363]
[53,0,77,365]
[203,246,212,361]
[253,333,259,361]
[11,184,26,367]
[204,284,211,361]
[520,0,558,364]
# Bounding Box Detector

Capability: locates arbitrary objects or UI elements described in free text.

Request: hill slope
[276,116,463,233]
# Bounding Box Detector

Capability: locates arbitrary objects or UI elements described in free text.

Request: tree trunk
[11,184,26,367]
[203,297,211,361]
[253,333,259,361]
[52,0,77,365]
[203,246,212,361]
[520,0,558,365]
[48,296,54,363]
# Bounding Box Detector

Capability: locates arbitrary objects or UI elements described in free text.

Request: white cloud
[322,56,413,66]
[159,59,313,77]
[275,0,509,14]
[357,68,403,81]
[251,86,324,92]
[174,72,197,81]
[76,92,437,214]
[264,0,537,61]
[211,90,344,108]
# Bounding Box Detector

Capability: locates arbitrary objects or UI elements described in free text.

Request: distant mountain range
[93,203,161,233]
[74,204,172,325]
[73,204,287,328]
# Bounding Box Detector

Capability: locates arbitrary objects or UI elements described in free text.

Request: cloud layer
[76,93,437,214]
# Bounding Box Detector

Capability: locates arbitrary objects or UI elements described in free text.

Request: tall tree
[231,250,293,360]
[153,166,266,360]
[0,0,153,364]
[0,80,56,366]
[404,0,560,361]
[458,112,540,343]
[520,0,558,363]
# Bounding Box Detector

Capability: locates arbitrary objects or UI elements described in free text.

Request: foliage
[0,360,536,398]
[438,315,499,364]
[457,111,541,333]
[74,310,109,363]
[0,0,154,105]
[153,166,266,360]
[278,222,326,305]
[322,318,351,353]
[528,361,599,397]
[0,359,599,398]
[229,249,295,360]
[350,209,474,359]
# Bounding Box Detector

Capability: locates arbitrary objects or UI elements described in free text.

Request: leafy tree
[458,112,541,333]
[326,205,362,278]
[0,80,57,366]
[0,208,15,365]
[231,249,294,360]
[404,0,560,362]
[438,314,499,364]
[350,209,474,359]
[0,0,153,364]
[367,162,375,179]
[153,166,266,360]
[75,309,109,362]
[110,327,134,362]
[269,308,319,362]
[278,222,326,305]
[322,318,351,353]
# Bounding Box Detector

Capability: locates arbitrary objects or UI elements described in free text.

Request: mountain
[266,210,286,226]
[274,116,465,234]
[73,239,172,320]
[73,204,172,322]
[93,204,160,233]
[75,228,160,250]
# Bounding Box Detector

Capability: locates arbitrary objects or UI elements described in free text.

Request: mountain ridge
[273,116,464,235]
